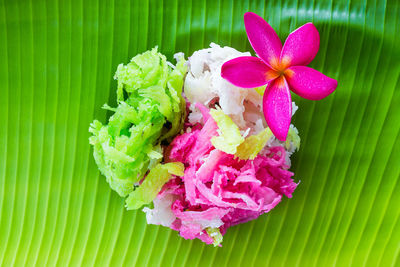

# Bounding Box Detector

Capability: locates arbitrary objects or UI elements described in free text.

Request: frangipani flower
[221,12,338,141]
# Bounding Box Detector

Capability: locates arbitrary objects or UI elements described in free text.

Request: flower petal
[244,12,282,68]
[263,77,292,141]
[221,56,276,88]
[280,23,320,67]
[285,66,337,100]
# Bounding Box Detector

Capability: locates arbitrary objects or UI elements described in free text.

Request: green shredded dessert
[89,48,187,197]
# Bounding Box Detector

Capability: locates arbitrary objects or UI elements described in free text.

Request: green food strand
[206,228,223,247]
[210,107,244,154]
[125,162,184,210]
[236,128,273,160]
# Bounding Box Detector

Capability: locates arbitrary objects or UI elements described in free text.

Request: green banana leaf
[1,0,399,266]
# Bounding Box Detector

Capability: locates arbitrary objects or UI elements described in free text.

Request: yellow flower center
[266,56,292,81]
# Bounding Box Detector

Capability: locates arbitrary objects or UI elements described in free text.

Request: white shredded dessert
[184,43,266,135]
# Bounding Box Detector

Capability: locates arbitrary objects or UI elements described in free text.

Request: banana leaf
[0,0,399,266]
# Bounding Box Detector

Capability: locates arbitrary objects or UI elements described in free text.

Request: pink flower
[221,12,338,141]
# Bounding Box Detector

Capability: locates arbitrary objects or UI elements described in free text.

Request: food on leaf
[89,11,337,246]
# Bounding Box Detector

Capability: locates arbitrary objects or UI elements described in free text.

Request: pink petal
[263,77,292,141]
[280,23,320,67]
[221,56,276,88]
[285,66,337,100]
[244,12,282,68]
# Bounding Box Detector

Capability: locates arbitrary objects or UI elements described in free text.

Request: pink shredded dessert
[154,104,297,245]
